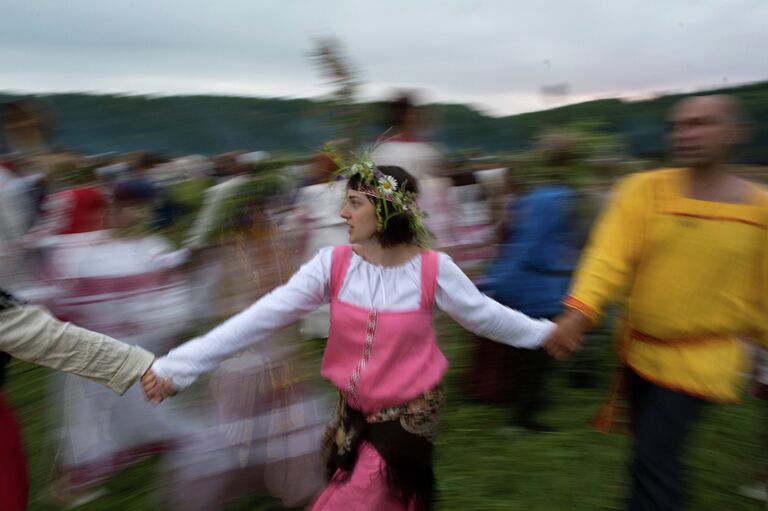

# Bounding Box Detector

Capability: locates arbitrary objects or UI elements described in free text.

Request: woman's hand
[141,365,177,404]
[544,308,592,360]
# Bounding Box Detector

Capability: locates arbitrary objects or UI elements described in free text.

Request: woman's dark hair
[348,165,420,248]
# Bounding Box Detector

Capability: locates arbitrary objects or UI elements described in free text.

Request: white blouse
[152,247,554,389]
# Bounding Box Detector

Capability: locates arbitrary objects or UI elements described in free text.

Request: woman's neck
[353,240,421,267]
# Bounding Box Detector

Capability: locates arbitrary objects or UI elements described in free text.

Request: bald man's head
[673,95,749,125]
[669,95,750,169]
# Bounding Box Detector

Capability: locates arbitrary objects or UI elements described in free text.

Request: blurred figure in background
[371,92,458,250]
[130,152,180,230]
[0,158,43,233]
[294,149,348,339]
[469,135,582,432]
[0,160,36,291]
[94,161,129,189]
[444,165,497,273]
[161,163,328,510]
[26,160,108,241]
[184,151,253,321]
[2,101,83,292]
[37,179,195,505]
[186,151,251,251]
[1,99,51,155]
[128,151,165,180]
[478,165,520,244]
[546,95,768,510]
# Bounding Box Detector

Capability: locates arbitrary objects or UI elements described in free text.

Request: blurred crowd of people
[0,92,766,510]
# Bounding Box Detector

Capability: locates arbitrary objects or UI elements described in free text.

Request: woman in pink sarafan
[144,160,555,510]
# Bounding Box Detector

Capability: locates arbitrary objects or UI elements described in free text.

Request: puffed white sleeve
[435,253,554,348]
[152,247,333,389]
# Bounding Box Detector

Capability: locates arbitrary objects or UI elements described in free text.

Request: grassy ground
[6,319,765,510]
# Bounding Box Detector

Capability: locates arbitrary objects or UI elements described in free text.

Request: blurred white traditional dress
[38,230,194,489]
[294,179,348,339]
[161,208,328,510]
[0,164,35,291]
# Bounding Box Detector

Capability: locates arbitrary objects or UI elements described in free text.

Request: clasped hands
[543,308,592,360]
[141,365,176,404]
[139,309,592,403]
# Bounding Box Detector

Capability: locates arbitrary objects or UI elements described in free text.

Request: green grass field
[6,319,765,510]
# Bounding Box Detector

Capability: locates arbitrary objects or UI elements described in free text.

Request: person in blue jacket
[475,142,583,432]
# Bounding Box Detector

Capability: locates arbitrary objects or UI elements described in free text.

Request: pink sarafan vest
[321,245,449,414]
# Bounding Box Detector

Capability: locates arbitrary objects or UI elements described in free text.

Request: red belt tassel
[591,368,629,433]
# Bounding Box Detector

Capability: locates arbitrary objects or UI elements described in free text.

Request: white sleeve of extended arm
[435,253,554,349]
[152,248,332,389]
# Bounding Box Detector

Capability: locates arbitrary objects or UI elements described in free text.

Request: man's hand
[544,308,593,360]
[141,365,176,404]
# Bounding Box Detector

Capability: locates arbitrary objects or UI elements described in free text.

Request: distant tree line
[1,81,766,163]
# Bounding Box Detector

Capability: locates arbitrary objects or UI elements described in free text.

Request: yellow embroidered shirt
[565,168,768,401]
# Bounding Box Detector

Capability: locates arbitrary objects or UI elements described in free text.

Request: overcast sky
[2,0,767,116]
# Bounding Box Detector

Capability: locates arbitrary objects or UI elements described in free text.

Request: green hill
[2,80,767,162]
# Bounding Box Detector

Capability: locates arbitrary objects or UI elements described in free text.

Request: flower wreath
[326,145,432,247]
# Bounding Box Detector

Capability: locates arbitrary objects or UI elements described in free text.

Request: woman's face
[340,189,378,244]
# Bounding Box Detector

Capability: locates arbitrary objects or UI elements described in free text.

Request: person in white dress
[36,179,196,502]
[370,93,459,250]
[293,152,348,339]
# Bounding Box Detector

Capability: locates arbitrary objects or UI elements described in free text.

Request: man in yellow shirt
[545,95,768,510]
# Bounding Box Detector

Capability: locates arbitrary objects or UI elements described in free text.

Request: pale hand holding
[141,365,177,404]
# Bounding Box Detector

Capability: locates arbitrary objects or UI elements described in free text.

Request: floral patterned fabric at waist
[364,386,445,440]
[323,385,445,467]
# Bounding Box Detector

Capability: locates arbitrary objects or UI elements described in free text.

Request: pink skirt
[309,442,412,511]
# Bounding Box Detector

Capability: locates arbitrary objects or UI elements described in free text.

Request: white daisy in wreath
[378,175,398,195]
